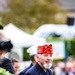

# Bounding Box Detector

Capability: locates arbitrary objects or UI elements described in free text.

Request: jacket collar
[35,63,53,75]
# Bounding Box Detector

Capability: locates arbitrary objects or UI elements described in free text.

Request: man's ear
[34,54,37,60]
[34,54,40,62]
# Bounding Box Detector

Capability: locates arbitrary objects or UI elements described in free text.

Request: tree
[1,0,67,33]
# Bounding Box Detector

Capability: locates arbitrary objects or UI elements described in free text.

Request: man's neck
[32,61,36,65]
[38,62,47,72]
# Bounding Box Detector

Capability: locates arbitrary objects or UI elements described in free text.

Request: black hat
[0,24,4,29]
[0,40,13,52]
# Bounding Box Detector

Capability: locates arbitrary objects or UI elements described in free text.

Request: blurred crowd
[51,57,75,75]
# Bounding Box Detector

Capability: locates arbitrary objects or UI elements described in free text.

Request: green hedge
[69,38,75,57]
[23,47,30,61]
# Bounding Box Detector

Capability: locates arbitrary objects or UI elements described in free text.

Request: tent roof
[4,23,45,47]
[33,24,75,39]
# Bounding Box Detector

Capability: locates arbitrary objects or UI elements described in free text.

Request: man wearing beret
[25,44,53,75]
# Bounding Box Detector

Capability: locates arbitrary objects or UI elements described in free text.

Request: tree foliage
[1,0,67,33]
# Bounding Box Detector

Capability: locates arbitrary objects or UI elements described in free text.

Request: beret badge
[37,44,53,54]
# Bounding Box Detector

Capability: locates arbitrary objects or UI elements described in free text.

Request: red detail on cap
[37,44,53,54]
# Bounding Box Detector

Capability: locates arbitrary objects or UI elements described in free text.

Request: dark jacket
[25,63,53,75]
[0,57,15,74]
[19,63,33,75]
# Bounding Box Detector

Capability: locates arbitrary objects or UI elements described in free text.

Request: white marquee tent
[3,23,45,61]
[33,24,75,39]
[4,23,45,47]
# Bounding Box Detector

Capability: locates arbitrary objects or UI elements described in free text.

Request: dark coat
[25,63,53,75]
[19,63,33,75]
[0,57,15,74]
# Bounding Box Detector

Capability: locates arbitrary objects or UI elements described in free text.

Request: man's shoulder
[19,67,30,75]
[25,64,38,75]
[2,57,11,64]
[19,64,33,75]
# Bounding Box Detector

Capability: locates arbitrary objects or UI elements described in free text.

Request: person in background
[0,25,15,74]
[50,63,56,75]
[72,59,75,75]
[59,62,68,75]
[19,45,38,75]
[66,62,73,75]
[11,58,20,75]
[25,44,53,75]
